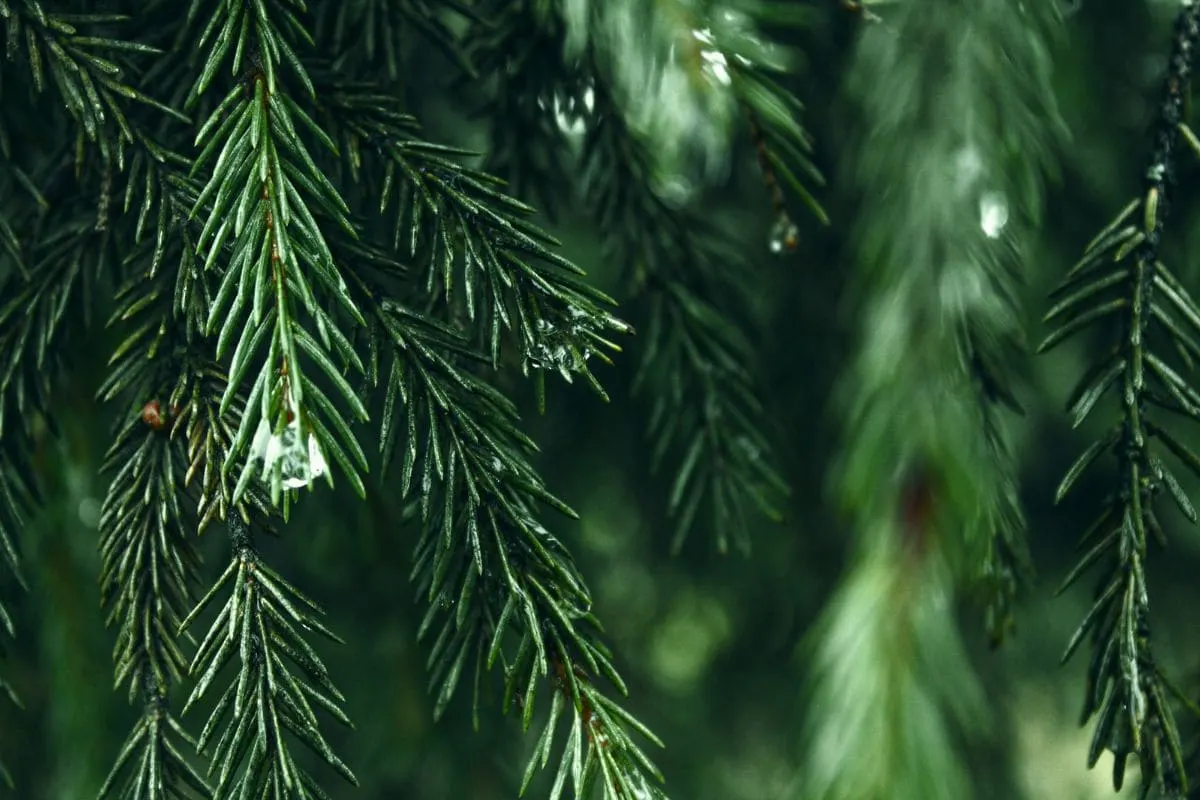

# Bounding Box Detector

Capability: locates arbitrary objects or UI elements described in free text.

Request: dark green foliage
[315,0,480,84]
[184,0,372,508]
[792,0,1059,794]
[312,80,632,400]
[0,1,186,160]
[96,362,205,797]
[358,287,664,796]
[98,680,209,800]
[179,515,355,799]
[465,1,578,216]
[582,87,792,556]
[0,158,110,785]
[971,399,1032,649]
[14,0,1200,798]
[1,1,713,797]
[1038,4,1200,795]
[468,0,824,554]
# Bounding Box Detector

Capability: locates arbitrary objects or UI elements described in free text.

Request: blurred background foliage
[4,0,1200,798]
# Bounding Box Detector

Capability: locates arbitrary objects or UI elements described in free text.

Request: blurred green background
[5,1,1200,798]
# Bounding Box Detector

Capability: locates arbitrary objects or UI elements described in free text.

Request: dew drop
[979,191,1009,238]
[693,28,731,86]
[652,172,695,207]
[250,412,328,491]
[769,216,799,253]
[538,83,595,138]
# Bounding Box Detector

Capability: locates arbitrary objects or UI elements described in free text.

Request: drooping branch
[1040,3,1200,796]
[346,277,668,799]
[180,513,356,798]
[187,0,369,506]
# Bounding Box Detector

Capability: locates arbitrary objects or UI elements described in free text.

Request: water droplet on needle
[769,216,799,253]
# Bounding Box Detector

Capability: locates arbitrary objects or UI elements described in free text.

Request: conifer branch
[0,2,187,155]
[582,84,790,555]
[724,9,827,235]
[803,0,1061,795]
[186,0,369,506]
[1040,3,1200,794]
[0,197,102,512]
[96,384,198,723]
[179,513,356,798]
[0,172,110,784]
[799,543,988,800]
[348,281,668,799]
[0,1,684,795]
[0,395,28,791]
[96,399,211,800]
[117,152,211,337]
[559,0,822,197]
[0,190,102,442]
[99,231,288,800]
[836,0,1059,645]
[315,0,479,81]
[0,145,24,278]
[0,174,46,784]
[314,79,631,407]
[98,113,288,798]
[465,2,579,215]
[113,151,273,528]
[0,467,22,789]
[469,2,822,554]
[96,140,230,800]
[559,0,739,182]
[98,674,209,800]
[972,392,1030,648]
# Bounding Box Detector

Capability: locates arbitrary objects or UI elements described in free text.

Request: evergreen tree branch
[99,230,292,796]
[185,0,370,506]
[469,1,821,553]
[314,0,480,81]
[0,169,48,783]
[96,379,211,799]
[4,23,216,784]
[465,1,581,214]
[0,327,30,791]
[0,100,44,279]
[98,107,288,798]
[105,128,277,524]
[96,131,235,800]
[559,0,821,199]
[585,85,791,555]
[1040,4,1200,794]
[836,0,1058,648]
[96,365,206,798]
[0,2,188,157]
[971,387,1030,648]
[107,129,289,527]
[0,171,103,441]
[0,167,110,784]
[713,4,827,232]
[314,78,631,407]
[0,456,22,789]
[97,675,209,800]
[559,0,739,182]
[179,513,356,799]
[803,0,1062,796]
[581,82,788,557]
[800,542,988,800]
[348,277,667,798]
